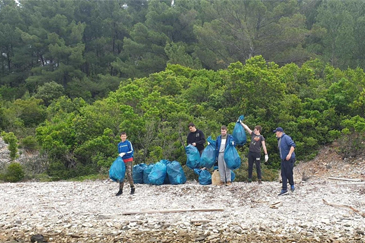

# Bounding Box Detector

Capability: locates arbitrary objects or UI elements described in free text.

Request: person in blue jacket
[273,127,296,195]
[116,132,135,196]
[215,125,235,186]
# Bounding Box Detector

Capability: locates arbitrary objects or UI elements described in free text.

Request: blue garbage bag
[133,163,147,184]
[143,164,154,184]
[109,157,126,182]
[185,145,201,169]
[194,168,212,185]
[231,170,235,181]
[160,160,171,184]
[224,143,241,170]
[148,161,167,185]
[167,161,187,185]
[200,136,216,169]
[233,115,246,146]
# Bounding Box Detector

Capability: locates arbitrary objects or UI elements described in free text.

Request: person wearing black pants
[240,122,268,184]
[273,127,296,195]
[281,156,295,193]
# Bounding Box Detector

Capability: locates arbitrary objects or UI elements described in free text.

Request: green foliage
[34,81,65,106]
[1,131,18,160]
[337,116,365,158]
[4,163,24,182]
[20,136,39,152]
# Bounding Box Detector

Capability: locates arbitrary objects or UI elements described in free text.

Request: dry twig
[322,199,365,218]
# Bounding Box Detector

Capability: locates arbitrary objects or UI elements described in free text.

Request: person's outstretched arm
[240,121,252,134]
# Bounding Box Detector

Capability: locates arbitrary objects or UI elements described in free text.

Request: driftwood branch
[336,182,365,185]
[328,177,362,182]
[270,201,282,209]
[322,199,365,218]
[122,208,224,215]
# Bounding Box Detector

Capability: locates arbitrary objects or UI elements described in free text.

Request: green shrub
[5,163,25,182]
[1,131,19,160]
[20,136,39,152]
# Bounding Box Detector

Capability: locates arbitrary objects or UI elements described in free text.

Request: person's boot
[116,189,123,196]
[258,179,262,184]
[130,187,135,195]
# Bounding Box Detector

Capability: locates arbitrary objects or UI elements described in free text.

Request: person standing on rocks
[273,127,296,195]
[240,121,268,184]
[215,125,235,186]
[187,122,206,156]
[116,132,135,196]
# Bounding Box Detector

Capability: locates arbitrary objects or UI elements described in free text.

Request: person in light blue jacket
[215,125,235,186]
[273,127,296,195]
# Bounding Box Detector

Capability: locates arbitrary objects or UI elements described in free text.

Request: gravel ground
[1,178,365,243]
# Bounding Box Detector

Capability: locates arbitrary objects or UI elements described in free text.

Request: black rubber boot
[130,187,135,195]
[116,189,123,196]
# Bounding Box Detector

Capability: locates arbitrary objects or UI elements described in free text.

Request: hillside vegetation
[1,56,365,180]
[1,0,365,180]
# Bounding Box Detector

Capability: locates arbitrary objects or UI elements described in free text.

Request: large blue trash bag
[109,157,126,182]
[143,164,154,184]
[233,115,246,146]
[185,145,201,169]
[224,143,241,170]
[167,161,187,185]
[200,136,216,169]
[133,163,147,184]
[160,160,171,184]
[148,161,167,185]
[194,168,212,185]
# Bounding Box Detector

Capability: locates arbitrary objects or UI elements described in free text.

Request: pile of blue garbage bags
[110,116,245,185]
[110,158,187,185]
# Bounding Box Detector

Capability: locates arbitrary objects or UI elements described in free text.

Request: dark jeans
[248,151,262,180]
[281,157,295,191]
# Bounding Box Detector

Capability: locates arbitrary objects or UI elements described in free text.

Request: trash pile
[109,115,247,186]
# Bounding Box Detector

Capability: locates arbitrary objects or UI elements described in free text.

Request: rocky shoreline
[1,179,365,243]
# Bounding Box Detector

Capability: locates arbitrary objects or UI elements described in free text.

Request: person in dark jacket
[215,125,235,186]
[187,122,206,155]
[240,121,268,184]
[116,132,135,196]
[273,127,296,195]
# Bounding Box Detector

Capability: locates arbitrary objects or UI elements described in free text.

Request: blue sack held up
[185,144,201,169]
[194,168,212,185]
[200,136,216,169]
[148,161,167,185]
[167,161,187,185]
[232,115,247,146]
[109,157,126,182]
[224,143,241,170]
[133,163,147,184]
[143,164,154,184]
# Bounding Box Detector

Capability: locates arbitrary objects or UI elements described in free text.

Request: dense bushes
[1,57,365,180]
[4,163,24,182]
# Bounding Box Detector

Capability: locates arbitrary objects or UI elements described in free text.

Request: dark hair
[188,122,195,127]
[255,125,262,133]
[120,132,127,136]
[221,125,227,130]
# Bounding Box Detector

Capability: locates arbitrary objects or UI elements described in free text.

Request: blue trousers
[281,158,295,191]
